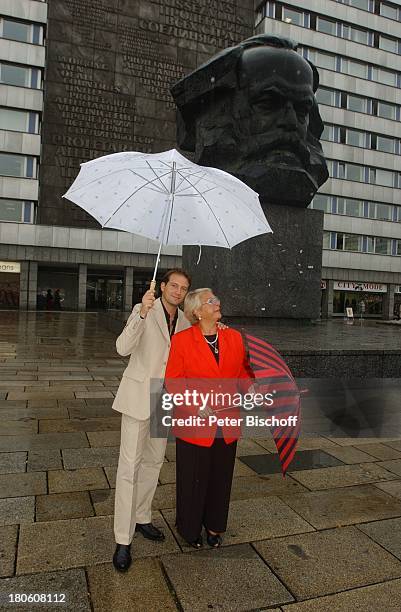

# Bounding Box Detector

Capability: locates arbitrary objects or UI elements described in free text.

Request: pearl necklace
[204,331,219,354]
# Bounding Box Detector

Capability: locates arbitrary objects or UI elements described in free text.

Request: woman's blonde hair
[184,288,211,324]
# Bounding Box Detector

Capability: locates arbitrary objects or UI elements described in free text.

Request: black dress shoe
[206,529,222,548]
[188,535,203,549]
[113,544,131,572]
[135,523,165,541]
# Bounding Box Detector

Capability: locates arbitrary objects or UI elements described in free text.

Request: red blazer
[164,324,253,447]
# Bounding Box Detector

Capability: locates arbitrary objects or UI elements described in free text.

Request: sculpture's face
[239,47,315,168]
[187,43,328,205]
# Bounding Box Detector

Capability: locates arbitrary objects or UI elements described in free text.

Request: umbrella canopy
[243,333,301,476]
[63,149,272,279]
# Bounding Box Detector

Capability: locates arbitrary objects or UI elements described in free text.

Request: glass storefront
[86,274,123,310]
[394,294,401,319]
[333,291,384,316]
[37,267,78,310]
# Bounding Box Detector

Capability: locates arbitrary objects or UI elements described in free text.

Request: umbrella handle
[149,280,156,293]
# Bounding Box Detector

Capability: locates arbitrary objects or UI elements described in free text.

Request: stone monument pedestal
[183,204,324,323]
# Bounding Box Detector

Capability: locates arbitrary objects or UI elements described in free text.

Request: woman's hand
[217,321,228,330]
[197,405,214,418]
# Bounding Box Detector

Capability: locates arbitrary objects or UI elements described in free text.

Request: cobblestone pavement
[1,312,401,611]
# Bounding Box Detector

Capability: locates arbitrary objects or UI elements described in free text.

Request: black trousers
[175,435,237,542]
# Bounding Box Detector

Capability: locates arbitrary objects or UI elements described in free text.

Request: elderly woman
[165,288,252,548]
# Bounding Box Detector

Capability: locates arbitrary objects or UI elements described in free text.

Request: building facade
[0,0,46,308]
[256,0,401,318]
[0,0,254,311]
[2,0,400,317]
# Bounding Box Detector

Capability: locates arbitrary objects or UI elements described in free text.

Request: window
[349,26,369,45]
[346,199,363,216]
[344,234,362,251]
[317,18,336,35]
[377,135,396,154]
[340,163,364,182]
[316,88,336,106]
[322,125,334,141]
[375,237,391,254]
[379,35,399,53]
[326,160,334,176]
[396,240,401,255]
[346,129,365,147]
[377,101,397,120]
[282,7,304,26]
[375,68,398,86]
[323,231,330,248]
[335,233,362,251]
[336,233,344,249]
[380,3,399,20]
[349,0,370,9]
[345,59,368,79]
[0,108,39,133]
[312,194,331,212]
[316,51,336,71]
[0,18,43,45]
[375,203,393,220]
[374,168,394,187]
[0,198,34,223]
[0,153,36,178]
[0,63,41,88]
[255,1,275,23]
[347,94,367,113]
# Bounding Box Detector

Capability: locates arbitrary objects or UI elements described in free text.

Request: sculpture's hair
[183,288,211,324]
[171,33,323,152]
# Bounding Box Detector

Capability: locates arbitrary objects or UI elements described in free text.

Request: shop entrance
[86,275,123,310]
[333,291,384,317]
[0,271,19,309]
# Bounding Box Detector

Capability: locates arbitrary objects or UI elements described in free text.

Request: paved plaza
[1,312,401,611]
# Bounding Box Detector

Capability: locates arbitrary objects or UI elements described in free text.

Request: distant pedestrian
[46,289,54,310]
[54,289,63,310]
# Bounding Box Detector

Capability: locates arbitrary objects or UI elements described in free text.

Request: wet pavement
[106,311,401,352]
[1,312,401,611]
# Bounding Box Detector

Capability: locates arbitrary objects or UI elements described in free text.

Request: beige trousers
[113,413,167,545]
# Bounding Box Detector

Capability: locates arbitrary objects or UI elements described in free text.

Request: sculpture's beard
[247,133,311,167]
[194,122,328,206]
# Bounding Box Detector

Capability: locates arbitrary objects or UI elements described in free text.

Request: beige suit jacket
[112,298,191,420]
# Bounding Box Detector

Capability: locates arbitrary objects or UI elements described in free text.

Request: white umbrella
[63,148,272,288]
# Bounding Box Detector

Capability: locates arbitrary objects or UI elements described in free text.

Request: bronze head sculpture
[171,34,329,207]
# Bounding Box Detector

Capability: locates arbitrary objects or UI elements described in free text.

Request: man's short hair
[160,268,191,287]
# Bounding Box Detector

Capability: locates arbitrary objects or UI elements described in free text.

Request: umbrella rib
[164,191,175,245]
[171,170,191,194]
[101,171,172,226]
[176,168,267,224]
[177,174,231,247]
[144,160,172,193]
[174,171,207,195]
[66,167,169,197]
[66,168,133,195]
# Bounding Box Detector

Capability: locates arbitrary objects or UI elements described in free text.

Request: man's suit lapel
[153,299,170,344]
[176,309,189,333]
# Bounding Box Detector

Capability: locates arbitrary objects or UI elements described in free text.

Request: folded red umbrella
[243,333,301,476]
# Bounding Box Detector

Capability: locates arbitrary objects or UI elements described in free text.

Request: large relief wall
[39,0,254,227]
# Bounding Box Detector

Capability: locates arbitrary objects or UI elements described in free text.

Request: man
[171,33,328,207]
[112,268,191,572]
